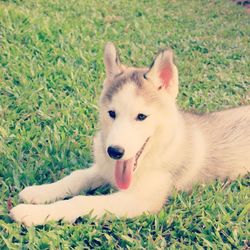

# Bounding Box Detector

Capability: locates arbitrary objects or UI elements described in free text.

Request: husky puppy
[10,43,250,226]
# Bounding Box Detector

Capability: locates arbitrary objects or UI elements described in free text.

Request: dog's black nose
[107,146,124,160]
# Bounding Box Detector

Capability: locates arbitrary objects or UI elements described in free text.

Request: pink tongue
[115,158,135,189]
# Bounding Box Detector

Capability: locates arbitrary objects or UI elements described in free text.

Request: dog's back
[183,106,250,182]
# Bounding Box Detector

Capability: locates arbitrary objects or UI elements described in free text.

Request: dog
[10,42,250,226]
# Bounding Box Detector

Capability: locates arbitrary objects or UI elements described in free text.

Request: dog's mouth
[114,138,149,190]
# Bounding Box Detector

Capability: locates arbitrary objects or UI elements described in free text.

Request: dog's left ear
[145,49,179,98]
[104,42,122,80]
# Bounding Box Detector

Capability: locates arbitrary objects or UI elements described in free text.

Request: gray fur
[102,70,145,102]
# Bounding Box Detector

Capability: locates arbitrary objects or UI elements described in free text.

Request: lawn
[0,0,249,249]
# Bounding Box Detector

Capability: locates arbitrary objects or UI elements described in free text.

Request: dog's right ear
[104,42,122,80]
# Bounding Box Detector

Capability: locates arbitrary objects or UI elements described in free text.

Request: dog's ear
[104,42,122,79]
[145,49,179,98]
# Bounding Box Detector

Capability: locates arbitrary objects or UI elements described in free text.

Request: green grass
[0,0,250,248]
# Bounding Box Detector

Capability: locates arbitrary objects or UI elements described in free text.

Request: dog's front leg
[10,190,166,226]
[11,171,173,227]
[19,165,105,204]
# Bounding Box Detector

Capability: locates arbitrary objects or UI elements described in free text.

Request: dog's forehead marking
[101,69,162,108]
[103,71,145,102]
[106,83,161,119]
[111,83,144,110]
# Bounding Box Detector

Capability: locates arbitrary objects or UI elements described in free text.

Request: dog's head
[99,42,179,189]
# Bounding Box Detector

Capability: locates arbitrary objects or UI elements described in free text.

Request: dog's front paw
[10,201,81,226]
[19,184,60,204]
[10,204,51,226]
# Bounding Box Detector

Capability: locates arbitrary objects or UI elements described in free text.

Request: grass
[0,0,249,248]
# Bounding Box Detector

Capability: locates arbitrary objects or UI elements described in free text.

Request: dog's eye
[136,113,148,121]
[108,110,116,119]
